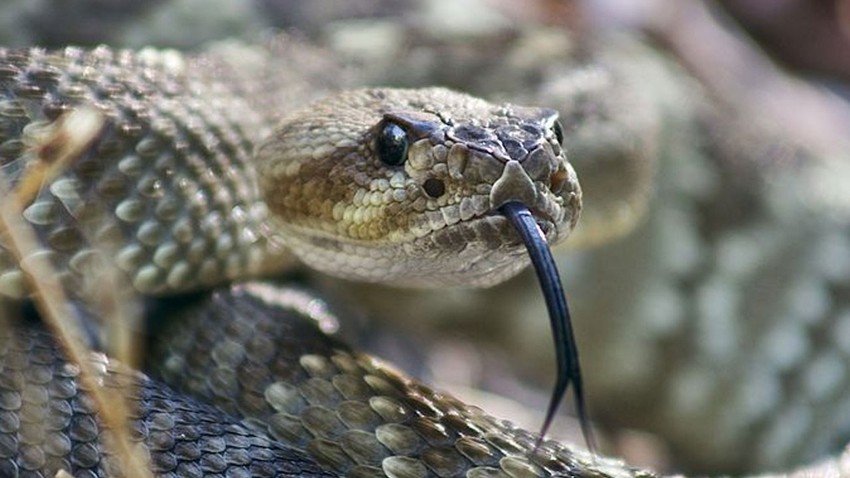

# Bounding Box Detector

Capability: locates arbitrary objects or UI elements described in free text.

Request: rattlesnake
[0,39,602,478]
[1,1,848,476]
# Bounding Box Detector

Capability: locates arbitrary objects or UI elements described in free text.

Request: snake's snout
[490,161,538,212]
[488,158,578,240]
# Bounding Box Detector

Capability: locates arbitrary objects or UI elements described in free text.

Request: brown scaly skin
[3,286,850,478]
[0,285,652,478]
[155,283,638,478]
[0,45,291,299]
[0,44,586,477]
[0,320,338,478]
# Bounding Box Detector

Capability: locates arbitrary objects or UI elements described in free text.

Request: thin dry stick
[0,108,152,478]
[29,109,144,370]
[14,108,104,209]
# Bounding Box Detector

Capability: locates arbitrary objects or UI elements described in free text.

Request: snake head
[256,87,581,287]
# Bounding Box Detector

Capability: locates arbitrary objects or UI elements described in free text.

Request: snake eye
[552,120,565,146]
[376,122,409,166]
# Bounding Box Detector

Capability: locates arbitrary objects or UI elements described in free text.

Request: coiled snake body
[0,44,608,478]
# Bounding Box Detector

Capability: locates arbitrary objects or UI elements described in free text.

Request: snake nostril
[550,167,568,194]
[422,178,446,198]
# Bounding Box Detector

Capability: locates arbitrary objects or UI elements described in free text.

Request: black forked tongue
[500,201,596,453]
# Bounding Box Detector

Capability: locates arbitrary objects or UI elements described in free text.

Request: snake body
[0,44,315,300]
[1,322,336,478]
[0,43,594,478]
[4,282,644,478]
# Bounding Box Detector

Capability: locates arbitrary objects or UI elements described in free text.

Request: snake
[0,40,623,478]
[1,6,848,478]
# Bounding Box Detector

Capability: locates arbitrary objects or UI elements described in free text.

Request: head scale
[256,87,581,287]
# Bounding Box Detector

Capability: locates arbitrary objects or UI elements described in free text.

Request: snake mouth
[410,195,572,290]
[427,201,561,251]
[508,207,557,238]
[478,201,562,244]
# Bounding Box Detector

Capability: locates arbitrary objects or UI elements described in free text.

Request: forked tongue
[500,201,596,453]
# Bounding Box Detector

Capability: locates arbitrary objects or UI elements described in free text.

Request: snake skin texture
[0,41,589,478]
[254,86,579,287]
[2,1,850,476]
[0,46,292,300]
[0,285,652,478]
[151,282,635,478]
[0,322,336,478]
